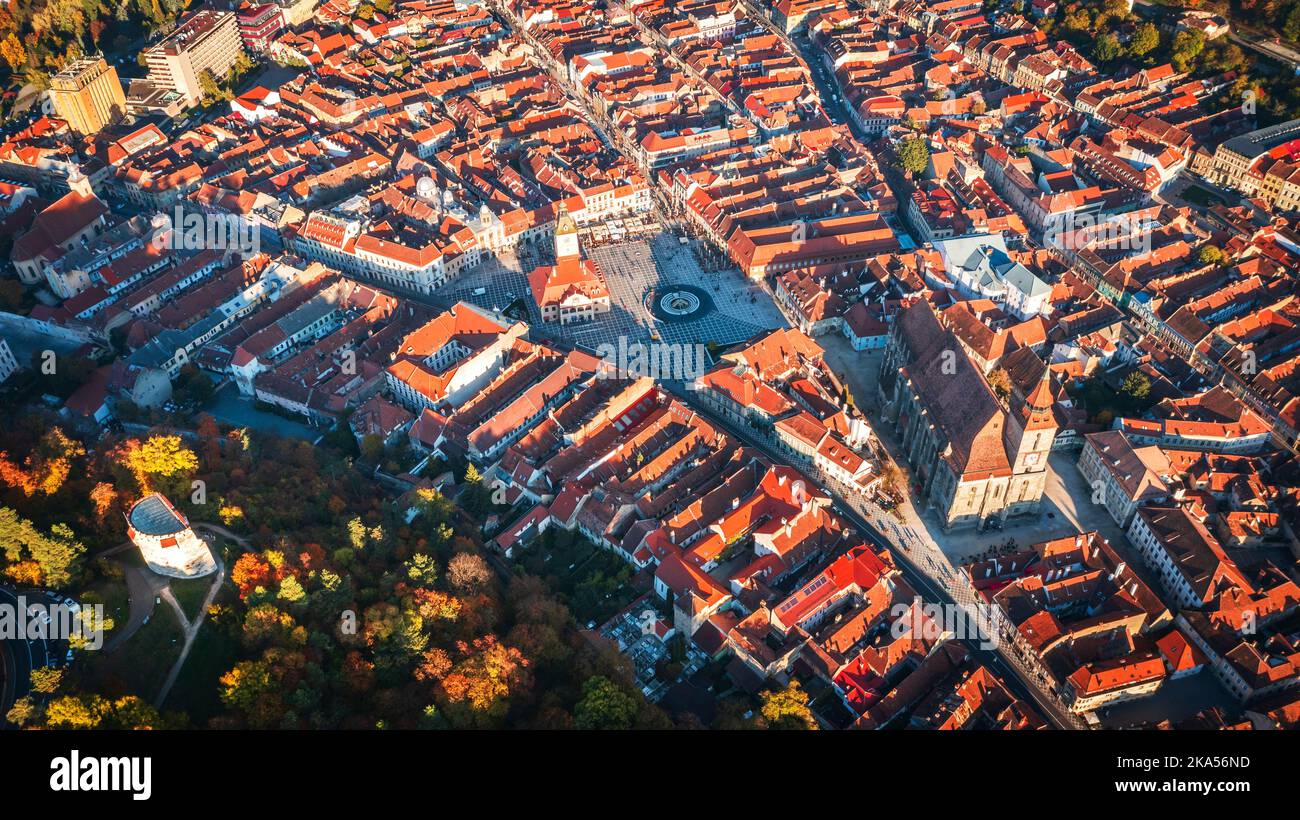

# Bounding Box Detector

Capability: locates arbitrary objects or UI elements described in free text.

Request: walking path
[96,524,248,708]
[154,553,225,709]
[96,542,168,652]
[153,523,245,709]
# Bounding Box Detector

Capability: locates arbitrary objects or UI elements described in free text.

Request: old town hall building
[878,301,1057,531]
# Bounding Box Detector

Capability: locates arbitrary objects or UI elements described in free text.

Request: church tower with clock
[1001,366,1058,521]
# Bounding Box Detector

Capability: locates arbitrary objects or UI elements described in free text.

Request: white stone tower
[126,493,217,578]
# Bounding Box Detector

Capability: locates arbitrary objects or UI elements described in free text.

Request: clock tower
[1006,365,1058,475]
[554,200,580,261]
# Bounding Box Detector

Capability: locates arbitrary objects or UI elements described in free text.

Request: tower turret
[554,200,580,261]
[1004,364,1057,474]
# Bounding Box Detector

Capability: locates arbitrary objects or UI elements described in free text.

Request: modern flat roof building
[48,57,127,136]
[143,9,245,107]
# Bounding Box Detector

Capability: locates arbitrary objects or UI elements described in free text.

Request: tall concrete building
[48,57,127,136]
[143,9,245,107]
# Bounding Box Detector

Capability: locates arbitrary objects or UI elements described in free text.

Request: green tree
[1093,33,1120,64]
[360,433,385,463]
[1171,30,1205,73]
[0,278,24,311]
[897,135,930,175]
[219,659,275,712]
[403,553,439,587]
[461,463,492,515]
[574,676,638,729]
[1285,5,1300,43]
[1121,372,1151,402]
[1128,22,1159,57]
[28,523,87,589]
[198,69,226,105]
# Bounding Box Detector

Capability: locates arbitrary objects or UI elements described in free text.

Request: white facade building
[126,493,217,578]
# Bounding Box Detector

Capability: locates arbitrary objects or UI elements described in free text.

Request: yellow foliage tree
[116,435,198,492]
[0,34,25,72]
[43,694,107,729]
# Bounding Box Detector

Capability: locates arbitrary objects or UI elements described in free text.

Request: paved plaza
[433,228,786,354]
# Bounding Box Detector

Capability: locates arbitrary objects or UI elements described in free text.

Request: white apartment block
[145,10,245,107]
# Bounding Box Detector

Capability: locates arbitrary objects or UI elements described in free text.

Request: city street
[666,382,1086,729]
[0,585,64,726]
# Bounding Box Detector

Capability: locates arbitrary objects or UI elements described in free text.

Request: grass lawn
[82,578,130,642]
[116,548,146,570]
[79,603,183,703]
[165,585,238,725]
[170,576,214,622]
[1181,185,1226,208]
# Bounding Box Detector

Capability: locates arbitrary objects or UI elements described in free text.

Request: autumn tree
[0,33,24,73]
[231,552,273,599]
[0,508,87,589]
[1196,245,1225,266]
[42,694,107,729]
[987,368,1012,401]
[402,553,439,587]
[29,666,64,695]
[102,696,172,730]
[760,681,817,729]
[6,696,39,727]
[437,636,528,727]
[362,601,428,670]
[219,659,276,716]
[89,482,119,526]
[448,552,492,593]
[412,587,461,622]
[0,427,85,496]
[114,435,198,492]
